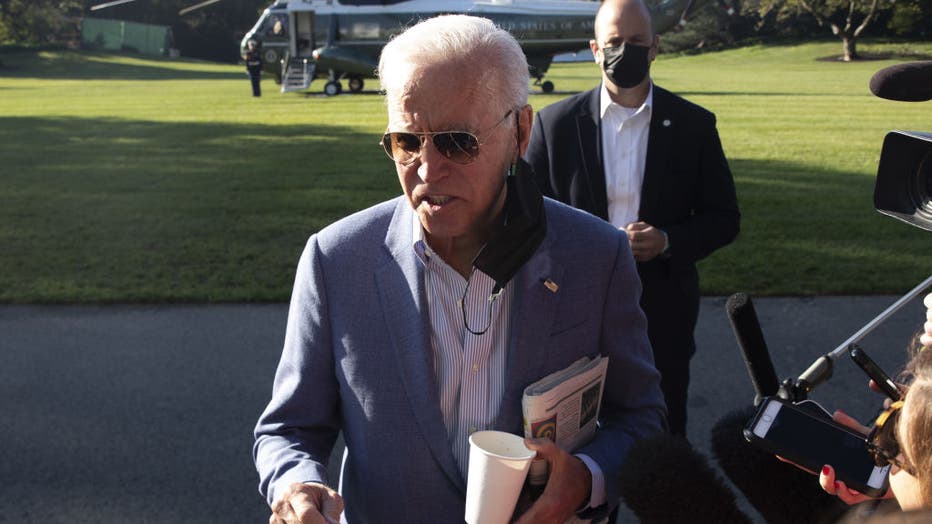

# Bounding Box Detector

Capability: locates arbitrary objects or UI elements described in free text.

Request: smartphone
[744,397,890,497]
[848,344,901,401]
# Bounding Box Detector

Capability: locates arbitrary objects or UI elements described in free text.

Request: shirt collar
[411,211,432,264]
[411,211,500,286]
[599,81,654,120]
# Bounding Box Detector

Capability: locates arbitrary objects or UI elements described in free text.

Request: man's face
[590,0,658,70]
[387,64,515,249]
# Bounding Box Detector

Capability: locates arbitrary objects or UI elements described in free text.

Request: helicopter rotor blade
[90,0,139,10]
[179,0,223,16]
[678,0,699,24]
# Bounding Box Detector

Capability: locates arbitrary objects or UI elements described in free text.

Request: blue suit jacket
[254,196,665,524]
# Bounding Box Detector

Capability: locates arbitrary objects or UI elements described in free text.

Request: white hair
[377,15,528,113]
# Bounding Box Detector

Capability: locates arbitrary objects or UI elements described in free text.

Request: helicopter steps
[281,58,315,93]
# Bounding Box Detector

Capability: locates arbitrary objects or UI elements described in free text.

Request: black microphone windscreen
[726,293,780,402]
[869,61,932,102]
[619,433,752,524]
[711,407,849,524]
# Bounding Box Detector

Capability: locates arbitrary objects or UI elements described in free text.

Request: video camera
[871,61,932,232]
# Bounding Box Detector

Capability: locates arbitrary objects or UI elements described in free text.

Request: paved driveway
[0,295,925,523]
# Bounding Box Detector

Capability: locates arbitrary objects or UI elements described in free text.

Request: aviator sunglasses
[866,400,916,476]
[380,110,515,166]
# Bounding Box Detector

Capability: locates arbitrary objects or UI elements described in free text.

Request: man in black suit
[525,0,740,436]
[243,39,263,97]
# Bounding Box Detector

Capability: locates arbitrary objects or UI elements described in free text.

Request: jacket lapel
[577,87,609,220]
[640,85,673,219]
[375,200,466,493]
[494,235,564,433]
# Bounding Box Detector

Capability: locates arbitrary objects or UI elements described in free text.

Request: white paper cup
[465,430,537,524]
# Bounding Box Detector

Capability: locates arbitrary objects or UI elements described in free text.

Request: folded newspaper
[521,355,609,452]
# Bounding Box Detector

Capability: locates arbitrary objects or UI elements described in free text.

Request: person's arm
[515,230,665,523]
[573,230,667,501]
[662,112,740,265]
[524,111,556,199]
[254,236,342,508]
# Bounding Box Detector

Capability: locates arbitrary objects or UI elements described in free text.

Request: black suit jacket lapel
[576,87,609,220]
[641,85,674,219]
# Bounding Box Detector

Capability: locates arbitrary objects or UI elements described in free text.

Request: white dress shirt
[413,216,512,478]
[600,82,653,229]
[412,216,606,511]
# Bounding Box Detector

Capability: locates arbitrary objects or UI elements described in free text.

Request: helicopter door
[294,11,315,58]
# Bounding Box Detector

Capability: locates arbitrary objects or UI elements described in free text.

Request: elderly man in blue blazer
[525,0,740,437]
[254,14,666,524]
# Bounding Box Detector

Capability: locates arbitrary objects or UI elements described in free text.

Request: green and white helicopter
[91,0,711,96]
[241,0,709,96]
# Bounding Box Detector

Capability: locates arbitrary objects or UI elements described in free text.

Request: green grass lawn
[0,41,930,302]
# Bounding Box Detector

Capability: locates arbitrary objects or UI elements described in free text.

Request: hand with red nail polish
[818,464,892,505]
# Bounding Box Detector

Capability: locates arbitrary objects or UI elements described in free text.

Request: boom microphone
[618,433,752,524]
[869,61,932,102]
[726,293,780,403]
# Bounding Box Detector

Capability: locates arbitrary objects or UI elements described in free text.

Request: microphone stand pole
[784,274,932,402]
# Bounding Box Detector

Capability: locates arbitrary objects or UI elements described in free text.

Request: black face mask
[601,43,651,89]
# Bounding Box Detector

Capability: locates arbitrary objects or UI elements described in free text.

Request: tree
[749,0,890,61]
[887,0,931,38]
[81,0,268,62]
[0,1,268,61]
[0,0,84,45]
[659,0,764,54]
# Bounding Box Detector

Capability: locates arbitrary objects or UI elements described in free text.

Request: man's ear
[649,34,660,62]
[516,104,533,157]
[589,39,601,64]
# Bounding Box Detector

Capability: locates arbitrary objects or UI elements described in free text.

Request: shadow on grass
[0,114,928,301]
[700,157,930,296]
[0,116,398,303]
[300,88,382,97]
[675,91,874,97]
[0,50,244,81]
[531,89,589,97]
[815,52,932,62]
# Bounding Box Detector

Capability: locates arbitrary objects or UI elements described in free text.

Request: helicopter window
[263,13,288,37]
[349,22,380,39]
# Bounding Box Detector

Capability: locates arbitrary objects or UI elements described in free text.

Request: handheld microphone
[618,433,752,524]
[726,293,780,404]
[869,61,932,102]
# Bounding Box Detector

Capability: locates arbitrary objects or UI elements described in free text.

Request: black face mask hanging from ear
[471,113,546,294]
[471,158,546,294]
[601,42,651,89]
